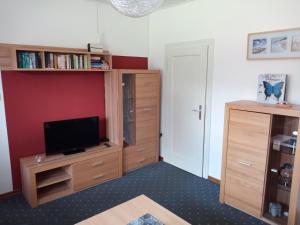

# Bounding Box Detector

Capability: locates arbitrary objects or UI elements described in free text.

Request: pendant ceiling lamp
[110,0,164,18]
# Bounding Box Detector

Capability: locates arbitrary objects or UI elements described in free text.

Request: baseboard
[0,190,20,199]
[208,176,220,185]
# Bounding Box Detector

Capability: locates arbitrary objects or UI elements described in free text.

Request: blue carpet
[0,162,267,225]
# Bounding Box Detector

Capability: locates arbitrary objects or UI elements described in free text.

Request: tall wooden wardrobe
[220,101,300,225]
[110,70,161,172]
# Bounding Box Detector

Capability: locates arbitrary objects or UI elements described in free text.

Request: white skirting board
[0,71,13,194]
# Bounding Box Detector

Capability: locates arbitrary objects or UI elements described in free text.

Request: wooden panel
[136,97,158,108]
[105,71,123,145]
[227,100,300,118]
[224,110,271,217]
[225,171,264,217]
[136,119,158,143]
[0,45,14,70]
[76,195,190,225]
[136,105,158,122]
[136,74,159,99]
[124,140,157,172]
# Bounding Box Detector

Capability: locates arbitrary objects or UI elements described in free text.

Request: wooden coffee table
[76,195,191,225]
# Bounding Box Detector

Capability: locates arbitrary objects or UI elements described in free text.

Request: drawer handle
[238,160,252,167]
[92,161,104,167]
[137,158,146,163]
[93,174,104,180]
[137,148,146,152]
[143,108,153,111]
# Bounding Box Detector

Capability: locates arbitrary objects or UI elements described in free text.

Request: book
[127,213,164,225]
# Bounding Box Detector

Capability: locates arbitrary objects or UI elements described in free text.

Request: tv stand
[20,144,122,208]
[63,148,85,155]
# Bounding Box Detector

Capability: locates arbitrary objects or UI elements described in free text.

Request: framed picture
[248,28,300,59]
[257,74,287,104]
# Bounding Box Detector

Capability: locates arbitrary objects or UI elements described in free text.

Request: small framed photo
[248,28,300,59]
[257,74,287,104]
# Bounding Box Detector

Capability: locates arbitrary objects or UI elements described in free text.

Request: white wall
[0,0,149,57]
[149,0,300,179]
[0,72,13,194]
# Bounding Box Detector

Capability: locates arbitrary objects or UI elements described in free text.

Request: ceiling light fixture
[110,0,164,18]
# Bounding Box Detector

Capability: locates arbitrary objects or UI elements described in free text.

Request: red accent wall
[2,56,148,191]
[112,55,148,69]
[2,72,105,190]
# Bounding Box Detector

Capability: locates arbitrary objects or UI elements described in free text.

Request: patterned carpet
[0,162,267,225]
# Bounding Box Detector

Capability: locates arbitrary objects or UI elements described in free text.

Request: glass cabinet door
[264,115,299,225]
[122,74,136,146]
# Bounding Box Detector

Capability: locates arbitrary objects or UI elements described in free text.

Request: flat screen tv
[44,116,100,155]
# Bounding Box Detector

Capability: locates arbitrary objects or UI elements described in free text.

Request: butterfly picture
[263,81,284,100]
[257,74,287,104]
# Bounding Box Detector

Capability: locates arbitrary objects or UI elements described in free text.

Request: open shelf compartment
[37,180,72,205]
[36,166,72,189]
[263,115,298,225]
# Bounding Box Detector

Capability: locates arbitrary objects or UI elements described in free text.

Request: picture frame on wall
[247,28,300,60]
[257,74,287,105]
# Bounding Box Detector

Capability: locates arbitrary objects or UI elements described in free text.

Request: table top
[76,195,191,225]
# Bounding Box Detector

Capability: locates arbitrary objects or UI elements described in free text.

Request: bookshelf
[0,43,112,72]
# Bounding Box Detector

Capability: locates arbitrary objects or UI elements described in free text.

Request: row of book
[17,51,42,69]
[91,56,107,69]
[45,53,89,70]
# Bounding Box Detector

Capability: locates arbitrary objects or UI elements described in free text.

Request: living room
[0,0,300,225]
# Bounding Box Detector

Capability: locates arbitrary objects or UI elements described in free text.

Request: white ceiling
[101,0,195,9]
[161,0,195,8]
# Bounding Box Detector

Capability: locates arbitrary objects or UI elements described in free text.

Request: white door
[163,41,209,177]
[0,71,13,194]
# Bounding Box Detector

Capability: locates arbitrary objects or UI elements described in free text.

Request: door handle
[192,105,202,120]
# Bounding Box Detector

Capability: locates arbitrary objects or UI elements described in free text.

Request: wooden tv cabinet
[20,144,122,208]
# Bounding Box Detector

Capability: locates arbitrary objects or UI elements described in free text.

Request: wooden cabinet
[21,144,122,208]
[225,110,271,217]
[118,70,160,172]
[220,101,300,225]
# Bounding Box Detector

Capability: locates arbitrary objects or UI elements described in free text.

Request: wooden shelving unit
[21,144,123,207]
[220,101,300,225]
[0,43,112,71]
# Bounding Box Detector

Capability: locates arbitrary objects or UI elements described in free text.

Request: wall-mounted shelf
[0,43,112,72]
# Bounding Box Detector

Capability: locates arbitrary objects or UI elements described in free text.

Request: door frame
[164,39,214,178]
[0,71,13,194]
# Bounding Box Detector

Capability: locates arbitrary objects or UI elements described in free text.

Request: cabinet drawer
[73,152,119,190]
[225,170,264,217]
[136,76,159,99]
[136,97,158,108]
[136,105,158,122]
[124,142,157,172]
[124,140,157,159]
[136,119,158,142]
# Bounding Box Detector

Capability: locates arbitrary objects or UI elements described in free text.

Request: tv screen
[44,116,100,155]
